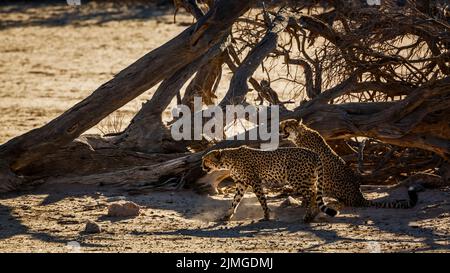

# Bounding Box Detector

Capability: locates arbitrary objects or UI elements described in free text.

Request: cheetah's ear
[212,150,222,162]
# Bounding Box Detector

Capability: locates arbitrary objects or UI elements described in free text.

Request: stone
[84,221,101,234]
[280,196,301,208]
[107,201,140,217]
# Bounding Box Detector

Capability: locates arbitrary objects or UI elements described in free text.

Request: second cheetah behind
[202,146,337,223]
[279,119,418,209]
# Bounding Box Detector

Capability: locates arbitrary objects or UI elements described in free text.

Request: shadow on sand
[0,183,449,252]
[0,0,179,31]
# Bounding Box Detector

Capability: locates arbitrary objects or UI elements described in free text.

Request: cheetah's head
[202,150,228,173]
[280,119,325,150]
[279,119,305,140]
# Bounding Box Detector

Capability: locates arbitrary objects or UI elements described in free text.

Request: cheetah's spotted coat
[279,119,418,209]
[202,146,337,222]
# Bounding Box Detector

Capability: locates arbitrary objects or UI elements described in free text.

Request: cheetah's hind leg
[302,189,320,223]
[220,182,247,222]
[252,183,271,221]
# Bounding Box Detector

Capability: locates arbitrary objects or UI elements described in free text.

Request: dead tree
[0,0,449,193]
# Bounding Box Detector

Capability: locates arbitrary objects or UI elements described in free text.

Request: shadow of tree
[0,202,104,250]
[1,183,448,252]
[0,0,177,31]
[129,186,450,252]
[0,204,28,240]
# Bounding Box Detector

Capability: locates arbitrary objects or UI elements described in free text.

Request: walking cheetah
[279,119,418,208]
[202,146,338,223]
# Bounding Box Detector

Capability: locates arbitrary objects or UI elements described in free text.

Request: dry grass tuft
[96,111,128,135]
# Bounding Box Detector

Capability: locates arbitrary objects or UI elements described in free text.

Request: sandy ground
[1,1,449,252]
[0,184,449,252]
[0,1,198,142]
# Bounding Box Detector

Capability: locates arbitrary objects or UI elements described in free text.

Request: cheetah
[202,146,338,223]
[279,119,418,209]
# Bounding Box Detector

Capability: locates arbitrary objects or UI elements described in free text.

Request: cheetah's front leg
[221,182,247,222]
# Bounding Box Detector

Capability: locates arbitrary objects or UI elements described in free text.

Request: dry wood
[0,0,254,192]
[0,0,449,193]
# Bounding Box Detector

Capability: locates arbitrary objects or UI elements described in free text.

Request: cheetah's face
[444,5,450,18]
[279,119,302,139]
[202,150,226,173]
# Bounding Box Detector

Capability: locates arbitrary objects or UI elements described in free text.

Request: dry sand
[1,183,449,252]
[0,1,449,252]
[0,1,196,142]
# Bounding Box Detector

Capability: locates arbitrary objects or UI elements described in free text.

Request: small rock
[280,196,301,208]
[84,221,101,234]
[107,201,140,217]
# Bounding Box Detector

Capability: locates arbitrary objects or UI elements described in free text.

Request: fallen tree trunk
[292,77,450,159]
[112,37,231,153]
[36,153,203,189]
[0,0,254,192]
[0,0,449,194]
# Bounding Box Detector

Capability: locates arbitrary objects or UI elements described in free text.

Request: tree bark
[113,37,230,153]
[0,0,254,192]
[0,0,448,194]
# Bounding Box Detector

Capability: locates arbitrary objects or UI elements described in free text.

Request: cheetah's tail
[316,163,338,217]
[367,186,418,209]
[318,200,338,217]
